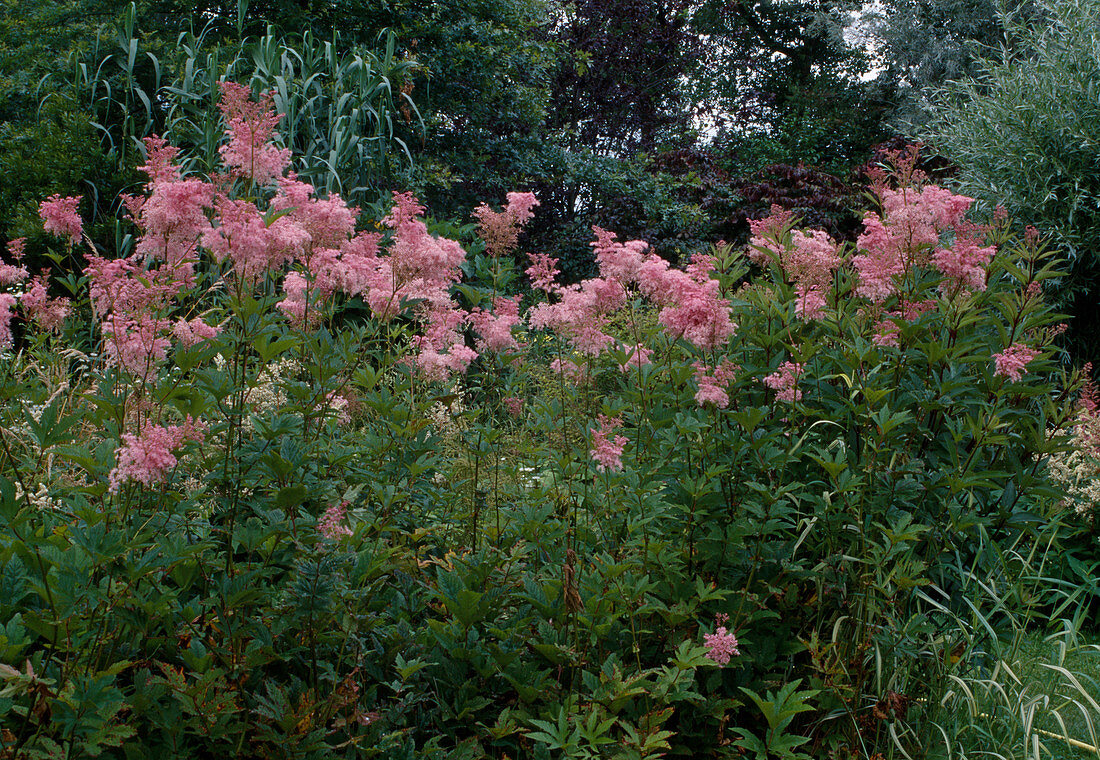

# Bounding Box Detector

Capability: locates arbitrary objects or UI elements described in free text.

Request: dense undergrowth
[1,86,1099,760]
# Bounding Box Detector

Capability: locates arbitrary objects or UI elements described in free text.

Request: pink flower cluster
[931,224,996,294]
[619,342,653,372]
[640,252,737,351]
[173,316,221,348]
[0,294,17,348]
[749,207,841,321]
[473,192,539,258]
[318,501,353,540]
[703,622,740,666]
[694,359,738,408]
[529,228,735,359]
[469,296,522,353]
[590,414,627,472]
[0,239,27,287]
[550,357,587,385]
[503,396,524,417]
[217,82,292,184]
[525,252,560,292]
[82,134,221,379]
[20,275,70,332]
[2,238,72,344]
[108,417,206,492]
[871,299,937,348]
[204,196,309,282]
[993,343,1040,382]
[763,361,804,403]
[0,239,30,348]
[528,275,625,356]
[103,315,173,380]
[852,186,992,302]
[131,137,215,277]
[39,194,83,245]
[411,303,478,382]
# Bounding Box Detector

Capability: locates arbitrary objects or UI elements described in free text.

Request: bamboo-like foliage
[68,3,421,203]
[854,523,1100,759]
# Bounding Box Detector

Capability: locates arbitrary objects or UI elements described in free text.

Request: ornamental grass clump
[0,84,1095,760]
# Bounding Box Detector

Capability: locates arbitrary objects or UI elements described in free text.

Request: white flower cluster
[12,381,71,453]
[14,481,61,511]
[246,357,300,414]
[1047,409,1100,522]
[428,382,468,439]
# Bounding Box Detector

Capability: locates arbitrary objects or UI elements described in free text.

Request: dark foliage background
[2,0,1097,364]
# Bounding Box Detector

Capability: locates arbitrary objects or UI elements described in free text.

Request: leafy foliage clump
[731,162,864,242]
[920,0,1100,361]
[0,89,1097,759]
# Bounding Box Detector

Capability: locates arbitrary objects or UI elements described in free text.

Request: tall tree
[687,0,890,174]
[547,0,701,156]
[867,0,1040,126]
[920,0,1100,361]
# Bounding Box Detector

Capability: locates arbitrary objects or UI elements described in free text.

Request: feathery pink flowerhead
[852,215,906,302]
[703,625,740,665]
[0,293,17,348]
[277,271,319,326]
[468,296,522,352]
[413,341,479,383]
[318,501,353,540]
[693,359,739,408]
[84,254,182,318]
[590,413,627,472]
[932,230,995,294]
[0,260,28,287]
[657,278,736,350]
[872,317,901,348]
[133,173,214,270]
[137,136,183,184]
[506,192,539,225]
[217,81,291,184]
[747,204,796,265]
[993,343,1040,382]
[592,226,648,283]
[853,185,979,302]
[638,253,736,351]
[503,396,524,417]
[334,231,382,297]
[271,175,358,251]
[795,286,827,321]
[763,361,804,403]
[527,277,623,356]
[39,194,83,245]
[749,210,840,293]
[20,275,69,332]
[173,316,220,347]
[103,315,172,380]
[323,392,352,426]
[633,254,734,351]
[409,302,478,382]
[108,417,205,492]
[475,206,520,259]
[526,252,561,292]
[782,230,842,291]
[549,357,587,385]
[7,238,26,261]
[384,191,466,287]
[202,196,308,281]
